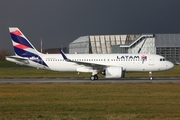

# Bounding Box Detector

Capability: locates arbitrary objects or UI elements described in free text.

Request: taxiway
[0,78,179,84]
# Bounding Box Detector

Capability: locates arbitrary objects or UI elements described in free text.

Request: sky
[1,0,180,52]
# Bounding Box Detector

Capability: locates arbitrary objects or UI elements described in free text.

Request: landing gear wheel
[90,76,95,81]
[90,75,98,81]
[150,77,153,80]
[94,75,98,80]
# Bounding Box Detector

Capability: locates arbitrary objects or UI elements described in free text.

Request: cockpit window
[160,58,166,61]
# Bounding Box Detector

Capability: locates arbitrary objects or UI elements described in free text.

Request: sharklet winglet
[60,49,71,62]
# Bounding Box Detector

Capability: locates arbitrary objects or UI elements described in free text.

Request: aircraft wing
[67,59,106,69]
[60,50,107,69]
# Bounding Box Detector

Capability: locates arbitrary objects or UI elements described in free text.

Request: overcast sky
[1,0,180,51]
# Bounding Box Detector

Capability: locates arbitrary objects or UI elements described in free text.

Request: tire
[94,75,98,80]
[90,76,95,81]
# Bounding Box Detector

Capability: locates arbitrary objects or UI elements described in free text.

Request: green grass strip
[0,83,180,120]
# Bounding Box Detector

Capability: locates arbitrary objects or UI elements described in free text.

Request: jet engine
[104,66,124,78]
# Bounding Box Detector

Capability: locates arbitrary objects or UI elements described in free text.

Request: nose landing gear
[149,71,153,80]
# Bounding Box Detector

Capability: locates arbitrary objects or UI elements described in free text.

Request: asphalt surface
[0,78,179,84]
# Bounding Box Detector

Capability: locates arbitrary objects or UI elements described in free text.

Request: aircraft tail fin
[9,27,41,57]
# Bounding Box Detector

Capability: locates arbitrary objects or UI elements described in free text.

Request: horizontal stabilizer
[6,55,29,64]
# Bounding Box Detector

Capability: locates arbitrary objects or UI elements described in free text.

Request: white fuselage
[7,53,174,73]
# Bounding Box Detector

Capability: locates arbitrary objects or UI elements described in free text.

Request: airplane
[6,27,174,80]
[176,62,180,65]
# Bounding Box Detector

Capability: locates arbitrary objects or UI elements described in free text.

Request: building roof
[155,34,180,47]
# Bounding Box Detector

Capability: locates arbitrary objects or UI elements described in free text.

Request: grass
[0,83,180,120]
[0,61,180,119]
[0,61,180,78]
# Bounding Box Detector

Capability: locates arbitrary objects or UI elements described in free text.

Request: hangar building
[69,34,180,63]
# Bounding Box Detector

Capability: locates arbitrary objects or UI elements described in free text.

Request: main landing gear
[90,70,98,81]
[90,74,99,81]
[149,71,153,80]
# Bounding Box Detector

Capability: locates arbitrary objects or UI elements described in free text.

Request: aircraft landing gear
[90,70,98,81]
[90,75,98,81]
[149,71,153,80]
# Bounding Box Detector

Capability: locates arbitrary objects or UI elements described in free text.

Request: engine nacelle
[105,66,123,78]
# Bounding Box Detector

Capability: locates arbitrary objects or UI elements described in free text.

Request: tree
[0,49,12,61]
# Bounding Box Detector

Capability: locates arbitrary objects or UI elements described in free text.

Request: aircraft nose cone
[167,62,174,70]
